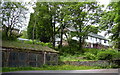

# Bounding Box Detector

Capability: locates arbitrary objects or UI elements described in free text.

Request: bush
[2,31,22,41]
[23,40,52,48]
[84,52,96,60]
[83,48,119,60]
[83,48,100,55]
[113,52,120,60]
[97,50,116,60]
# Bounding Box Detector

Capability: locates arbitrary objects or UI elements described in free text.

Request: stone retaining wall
[62,60,119,66]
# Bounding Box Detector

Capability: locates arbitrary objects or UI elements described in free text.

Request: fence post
[43,52,46,65]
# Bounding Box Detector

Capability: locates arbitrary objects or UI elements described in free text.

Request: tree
[27,2,53,43]
[27,2,103,54]
[63,2,103,53]
[100,1,120,49]
[27,2,64,48]
[1,1,28,40]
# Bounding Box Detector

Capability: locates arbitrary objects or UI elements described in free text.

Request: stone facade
[2,47,58,67]
[62,60,119,66]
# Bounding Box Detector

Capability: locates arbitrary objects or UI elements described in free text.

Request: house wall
[55,34,110,48]
[85,36,109,48]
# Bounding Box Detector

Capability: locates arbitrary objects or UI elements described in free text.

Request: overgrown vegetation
[84,48,119,60]
[3,63,119,72]
[2,40,57,52]
[23,40,52,48]
[1,65,106,72]
[60,48,120,61]
[1,1,120,72]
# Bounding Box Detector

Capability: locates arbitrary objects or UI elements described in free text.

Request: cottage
[1,41,59,67]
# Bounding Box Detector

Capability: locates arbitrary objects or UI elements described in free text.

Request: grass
[2,65,102,72]
[2,40,58,53]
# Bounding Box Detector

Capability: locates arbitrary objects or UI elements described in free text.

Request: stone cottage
[1,41,59,67]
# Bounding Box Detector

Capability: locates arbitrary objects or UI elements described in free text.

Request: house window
[96,38,97,41]
[86,36,88,39]
[91,37,92,40]
[99,39,101,43]
[104,40,106,43]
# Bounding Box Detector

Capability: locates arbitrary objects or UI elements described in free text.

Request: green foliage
[2,65,101,72]
[20,30,28,39]
[112,52,120,60]
[23,40,33,44]
[27,3,53,43]
[100,1,120,49]
[97,49,118,60]
[83,48,100,55]
[27,2,103,52]
[1,2,28,41]
[2,40,57,53]
[84,52,96,60]
[83,48,119,60]
[23,40,52,48]
[2,31,22,41]
[59,46,79,55]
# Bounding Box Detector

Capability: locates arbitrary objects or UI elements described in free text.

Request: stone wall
[2,47,58,67]
[62,60,116,66]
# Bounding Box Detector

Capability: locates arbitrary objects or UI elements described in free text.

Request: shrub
[83,48,100,55]
[84,52,96,60]
[23,40,52,48]
[2,31,22,41]
[24,40,33,44]
[112,52,120,60]
[97,50,116,60]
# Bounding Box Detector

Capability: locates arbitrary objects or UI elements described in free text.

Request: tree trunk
[52,16,55,49]
[32,15,36,44]
[59,24,63,49]
[78,21,83,53]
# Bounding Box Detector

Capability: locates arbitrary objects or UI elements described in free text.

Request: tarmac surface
[2,69,120,75]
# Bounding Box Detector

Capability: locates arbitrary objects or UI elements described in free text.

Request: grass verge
[2,65,102,72]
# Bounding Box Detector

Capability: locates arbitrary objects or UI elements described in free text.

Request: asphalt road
[1,69,120,75]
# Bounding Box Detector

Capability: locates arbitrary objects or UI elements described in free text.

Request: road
[1,69,120,75]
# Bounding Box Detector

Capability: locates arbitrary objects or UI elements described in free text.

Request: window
[91,37,92,40]
[86,36,88,39]
[99,39,101,43]
[104,40,107,43]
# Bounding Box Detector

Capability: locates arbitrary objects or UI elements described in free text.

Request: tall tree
[28,2,53,43]
[100,1,120,49]
[27,2,103,53]
[64,2,103,52]
[1,1,28,40]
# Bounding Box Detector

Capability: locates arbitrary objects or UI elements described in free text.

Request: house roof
[2,41,58,53]
[67,27,77,31]
[88,33,108,40]
[67,27,108,40]
[17,38,29,41]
